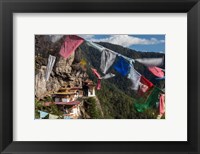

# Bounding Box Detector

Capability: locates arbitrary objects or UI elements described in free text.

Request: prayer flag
[91,68,101,79]
[91,68,101,90]
[159,94,165,115]
[138,76,154,95]
[97,79,101,90]
[113,56,130,76]
[100,49,117,74]
[49,114,59,119]
[134,87,160,112]
[135,58,164,67]
[59,35,84,59]
[46,55,56,81]
[101,73,115,79]
[91,69,115,90]
[127,65,141,90]
[148,66,164,78]
[79,59,87,66]
[64,116,72,119]
[38,110,49,119]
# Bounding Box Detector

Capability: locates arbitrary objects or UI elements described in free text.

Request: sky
[79,34,165,53]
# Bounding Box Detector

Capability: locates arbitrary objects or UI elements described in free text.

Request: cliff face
[35,36,88,100]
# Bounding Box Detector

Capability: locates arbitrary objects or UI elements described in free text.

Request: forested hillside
[77,42,165,119]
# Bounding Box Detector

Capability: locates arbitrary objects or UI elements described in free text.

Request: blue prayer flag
[64,116,72,119]
[113,56,130,76]
[38,110,49,119]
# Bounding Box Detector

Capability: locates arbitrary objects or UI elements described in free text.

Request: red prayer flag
[97,79,101,90]
[59,35,84,59]
[159,94,165,115]
[138,76,154,95]
[91,68,102,90]
[148,66,164,78]
[91,68,101,79]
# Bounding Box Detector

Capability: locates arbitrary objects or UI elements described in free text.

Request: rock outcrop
[35,36,87,100]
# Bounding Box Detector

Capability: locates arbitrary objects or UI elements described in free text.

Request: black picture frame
[0,0,200,153]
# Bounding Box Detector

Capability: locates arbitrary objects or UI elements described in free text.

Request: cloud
[84,35,164,47]
[78,35,95,40]
[131,48,165,53]
[158,51,165,53]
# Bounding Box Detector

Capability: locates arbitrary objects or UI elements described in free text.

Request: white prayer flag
[100,49,117,74]
[101,73,115,79]
[49,114,59,119]
[127,65,141,90]
[45,55,56,81]
[135,58,164,67]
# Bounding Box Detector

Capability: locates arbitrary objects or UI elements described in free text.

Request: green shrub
[85,97,102,119]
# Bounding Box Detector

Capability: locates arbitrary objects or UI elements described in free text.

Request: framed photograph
[0,0,200,153]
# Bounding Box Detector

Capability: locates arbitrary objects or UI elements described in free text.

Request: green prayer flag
[134,87,161,112]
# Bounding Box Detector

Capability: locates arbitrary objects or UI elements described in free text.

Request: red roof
[43,101,81,106]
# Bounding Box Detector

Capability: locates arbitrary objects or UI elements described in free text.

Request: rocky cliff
[35,36,88,100]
